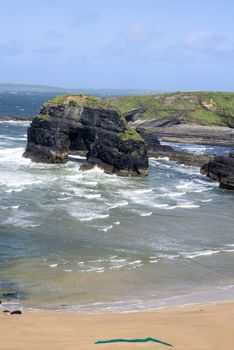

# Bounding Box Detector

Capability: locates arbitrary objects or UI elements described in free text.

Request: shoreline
[1,300,234,349]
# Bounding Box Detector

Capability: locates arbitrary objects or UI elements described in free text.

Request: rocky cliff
[201,153,234,190]
[23,95,148,176]
[137,126,214,167]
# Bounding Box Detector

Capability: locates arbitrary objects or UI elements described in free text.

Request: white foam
[133,188,154,194]
[139,211,152,217]
[174,203,200,209]
[0,147,29,164]
[107,200,128,209]
[110,258,128,263]
[0,205,19,210]
[167,192,186,198]
[68,154,86,160]
[85,193,101,199]
[57,197,72,201]
[79,214,109,222]
[98,225,113,232]
[83,267,105,273]
[0,120,30,126]
[183,250,220,259]
[176,180,212,193]
[222,249,234,253]
[153,204,169,209]
[2,215,37,228]
[5,189,23,193]
[49,264,58,268]
[0,136,27,141]
[128,260,142,265]
[109,265,125,270]
[157,253,180,260]
[82,181,98,187]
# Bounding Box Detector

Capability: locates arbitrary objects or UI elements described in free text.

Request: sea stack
[24,95,148,176]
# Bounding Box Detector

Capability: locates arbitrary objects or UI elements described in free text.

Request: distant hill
[0,84,71,93]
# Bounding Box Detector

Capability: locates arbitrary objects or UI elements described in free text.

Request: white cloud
[72,9,99,27]
[33,45,66,56]
[45,30,63,40]
[0,41,24,56]
[93,22,162,63]
[182,31,234,54]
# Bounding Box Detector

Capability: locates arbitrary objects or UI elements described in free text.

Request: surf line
[95,337,173,347]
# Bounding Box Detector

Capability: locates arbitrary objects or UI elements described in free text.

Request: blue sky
[0,0,234,90]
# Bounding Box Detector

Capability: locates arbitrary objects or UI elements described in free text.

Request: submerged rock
[24,95,148,176]
[201,153,234,190]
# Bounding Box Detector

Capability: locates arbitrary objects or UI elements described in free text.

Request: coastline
[1,300,234,349]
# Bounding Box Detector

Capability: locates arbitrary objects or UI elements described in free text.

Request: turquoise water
[0,119,234,312]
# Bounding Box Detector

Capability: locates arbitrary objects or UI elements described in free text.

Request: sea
[0,91,234,313]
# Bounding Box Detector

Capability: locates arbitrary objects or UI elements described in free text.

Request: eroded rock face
[24,101,148,176]
[201,153,234,190]
[137,126,214,167]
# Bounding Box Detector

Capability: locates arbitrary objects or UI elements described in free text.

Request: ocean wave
[139,211,152,217]
[0,120,30,126]
[173,202,200,209]
[0,135,27,141]
[106,200,128,209]
[85,193,101,199]
[78,214,109,222]
[2,215,38,228]
[0,147,29,164]
[176,180,213,193]
[0,205,19,210]
[98,225,113,232]
[182,250,221,259]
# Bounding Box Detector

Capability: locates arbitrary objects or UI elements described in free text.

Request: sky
[0,0,234,90]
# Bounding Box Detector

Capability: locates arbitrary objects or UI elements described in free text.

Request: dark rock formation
[24,96,148,176]
[124,101,147,123]
[137,126,214,167]
[136,127,161,152]
[138,122,234,147]
[201,152,234,190]
[140,117,184,128]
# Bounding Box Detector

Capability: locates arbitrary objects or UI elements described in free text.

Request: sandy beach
[0,301,233,350]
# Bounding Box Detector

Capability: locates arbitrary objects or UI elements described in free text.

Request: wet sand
[0,301,233,350]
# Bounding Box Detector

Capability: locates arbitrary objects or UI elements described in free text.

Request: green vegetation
[119,126,145,143]
[110,92,234,127]
[45,92,234,127]
[131,150,139,157]
[68,100,78,107]
[37,113,50,121]
[47,94,117,110]
[47,94,72,105]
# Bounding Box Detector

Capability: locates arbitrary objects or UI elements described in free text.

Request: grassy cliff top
[46,92,234,127]
[47,94,118,110]
[110,92,234,127]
